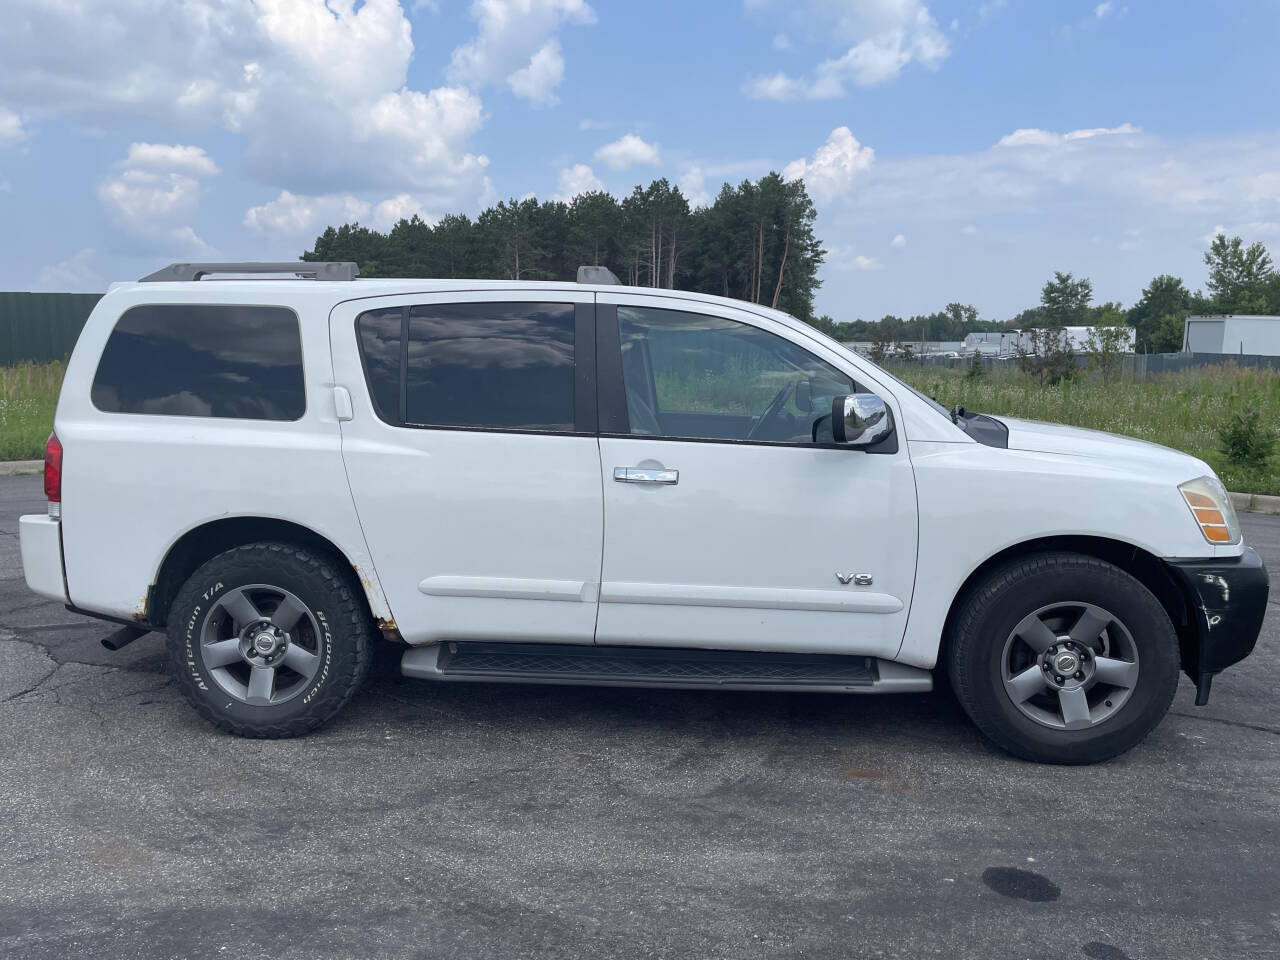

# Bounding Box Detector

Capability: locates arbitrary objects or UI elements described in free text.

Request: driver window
[617,306,854,443]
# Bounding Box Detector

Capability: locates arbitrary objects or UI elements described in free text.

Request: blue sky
[2,0,1279,321]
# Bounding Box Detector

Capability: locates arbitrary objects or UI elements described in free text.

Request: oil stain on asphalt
[981,866,1061,902]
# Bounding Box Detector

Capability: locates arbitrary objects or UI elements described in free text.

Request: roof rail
[139,262,359,283]
[576,265,620,285]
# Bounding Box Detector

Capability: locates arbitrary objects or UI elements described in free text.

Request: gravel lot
[0,473,1277,960]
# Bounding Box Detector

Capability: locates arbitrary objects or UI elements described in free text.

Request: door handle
[613,467,679,484]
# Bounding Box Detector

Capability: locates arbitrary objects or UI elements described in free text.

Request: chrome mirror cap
[832,393,894,446]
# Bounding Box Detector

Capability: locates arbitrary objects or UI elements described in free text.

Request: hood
[994,415,1210,479]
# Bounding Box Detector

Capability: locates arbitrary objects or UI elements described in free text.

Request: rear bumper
[19,514,67,603]
[1165,547,1269,704]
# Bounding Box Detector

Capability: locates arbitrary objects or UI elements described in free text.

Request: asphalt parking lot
[0,473,1277,960]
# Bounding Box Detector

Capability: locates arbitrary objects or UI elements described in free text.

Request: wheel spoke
[202,638,242,669]
[1015,613,1058,654]
[271,594,309,633]
[1069,605,1110,647]
[281,644,319,679]
[1093,656,1138,689]
[1057,685,1092,729]
[246,665,276,705]
[221,588,262,629]
[1005,665,1047,704]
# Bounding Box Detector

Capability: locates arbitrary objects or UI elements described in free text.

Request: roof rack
[139,262,359,283]
[576,265,620,285]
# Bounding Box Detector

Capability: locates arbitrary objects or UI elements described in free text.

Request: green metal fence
[0,292,102,366]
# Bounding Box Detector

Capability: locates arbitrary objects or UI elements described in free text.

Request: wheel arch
[938,535,1198,677]
[144,516,399,641]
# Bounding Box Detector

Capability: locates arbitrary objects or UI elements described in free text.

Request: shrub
[1218,406,1277,469]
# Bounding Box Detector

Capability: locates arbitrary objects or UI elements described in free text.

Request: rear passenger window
[356,302,576,432]
[92,304,305,420]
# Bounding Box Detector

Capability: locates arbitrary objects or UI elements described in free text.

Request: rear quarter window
[91,304,306,421]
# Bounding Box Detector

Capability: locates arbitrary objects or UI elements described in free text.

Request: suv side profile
[19,262,1269,763]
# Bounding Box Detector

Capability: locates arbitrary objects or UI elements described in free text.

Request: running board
[400,642,932,694]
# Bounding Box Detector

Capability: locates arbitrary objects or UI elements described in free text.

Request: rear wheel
[947,552,1180,764]
[166,542,373,738]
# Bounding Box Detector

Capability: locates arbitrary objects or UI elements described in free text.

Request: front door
[594,294,917,659]
[330,291,603,646]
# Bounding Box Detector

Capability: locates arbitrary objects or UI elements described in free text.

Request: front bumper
[1165,547,1269,705]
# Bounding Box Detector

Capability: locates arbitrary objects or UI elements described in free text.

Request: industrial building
[1183,315,1280,356]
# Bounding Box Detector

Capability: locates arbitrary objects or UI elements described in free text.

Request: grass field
[892,363,1280,495]
[0,359,1276,494]
[0,362,63,461]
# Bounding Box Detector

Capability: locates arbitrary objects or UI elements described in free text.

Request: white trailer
[1183,315,1280,355]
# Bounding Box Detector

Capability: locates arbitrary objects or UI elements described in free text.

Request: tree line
[304,177,1280,355]
[303,173,823,321]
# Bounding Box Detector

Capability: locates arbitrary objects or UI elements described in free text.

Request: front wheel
[947,552,1180,764]
[166,542,373,738]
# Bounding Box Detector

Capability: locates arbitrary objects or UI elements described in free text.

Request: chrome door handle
[613,467,679,484]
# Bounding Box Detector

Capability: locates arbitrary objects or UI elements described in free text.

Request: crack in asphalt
[1169,710,1280,738]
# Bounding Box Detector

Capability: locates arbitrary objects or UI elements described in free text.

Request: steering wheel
[746,381,797,441]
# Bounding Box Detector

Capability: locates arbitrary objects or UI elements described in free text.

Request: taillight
[44,432,62,504]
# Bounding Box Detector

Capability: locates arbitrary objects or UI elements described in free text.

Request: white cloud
[744,0,949,100]
[448,0,595,105]
[961,224,978,235]
[829,247,882,271]
[0,107,25,147]
[507,40,565,106]
[1,1,495,213]
[773,33,790,50]
[123,142,220,178]
[979,0,1008,20]
[891,233,907,248]
[554,163,605,201]
[809,125,1280,320]
[594,133,661,170]
[373,193,433,230]
[244,190,371,236]
[997,123,1141,148]
[1094,2,1113,19]
[679,166,713,208]
[782,126,875,202]
[99,143,220,254]
[35,249,104,292]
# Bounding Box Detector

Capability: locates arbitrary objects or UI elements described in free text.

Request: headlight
[1178,476,1241,545]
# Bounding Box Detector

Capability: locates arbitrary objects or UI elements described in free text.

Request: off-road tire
[166,542,373,738]
[947,551,1180,764]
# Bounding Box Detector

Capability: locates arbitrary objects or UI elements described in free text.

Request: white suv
[19,261,1269,763]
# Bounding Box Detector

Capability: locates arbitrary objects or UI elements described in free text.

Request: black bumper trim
[1164,547,1269,704]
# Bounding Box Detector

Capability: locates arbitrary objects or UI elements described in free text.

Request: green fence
[0,292,102,365]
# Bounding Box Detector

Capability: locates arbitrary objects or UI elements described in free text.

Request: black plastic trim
[1164,547,1269,704]
[960,411,1010,449]
[573,302,598,434]
[595,303,629,434]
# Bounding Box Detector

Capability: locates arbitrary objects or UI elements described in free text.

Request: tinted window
[617,306,853,443]
[356,308,402,423]
[356,302,576,432]
[92,304,305,420]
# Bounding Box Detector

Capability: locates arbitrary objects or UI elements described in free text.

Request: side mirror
[832,393,894,447]
[794,379,812,413]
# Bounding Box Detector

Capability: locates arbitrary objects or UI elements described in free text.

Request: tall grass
[892,363,1280,495]
[0,359,1275,494]
[0,362,63,461]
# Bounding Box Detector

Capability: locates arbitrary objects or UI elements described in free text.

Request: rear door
[330,291,602,645]
[594,294,918,659]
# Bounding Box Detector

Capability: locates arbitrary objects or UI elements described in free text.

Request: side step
[401,642,932,694]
